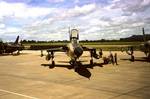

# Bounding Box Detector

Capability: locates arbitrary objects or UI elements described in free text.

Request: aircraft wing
[82,45,101,59]
[47,46,68,52]
[30,45,66,50]
[40,45,68,57]
[82,45,96,51]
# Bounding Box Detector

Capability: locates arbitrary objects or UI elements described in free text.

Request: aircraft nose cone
[74,47,83,57]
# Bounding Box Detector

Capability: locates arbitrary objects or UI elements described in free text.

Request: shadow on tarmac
[0,53,29,56]
[41,62,104,79]
[121,57,150,62]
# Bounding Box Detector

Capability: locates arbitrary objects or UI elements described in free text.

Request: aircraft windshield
[72,39,78,44]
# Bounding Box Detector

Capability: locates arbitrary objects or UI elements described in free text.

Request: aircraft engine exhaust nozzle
[74,47,83,58]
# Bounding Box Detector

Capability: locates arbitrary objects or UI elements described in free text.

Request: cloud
[118,28,131,33]
[0,24,5,28]
[53,3,97,21]
[0,1,54,19]
[25,3,97,31]
[74,0,80,4]
[47,0,64,3]
[6,27,21,33]
[0,0,150,41]
[111,0,150,13]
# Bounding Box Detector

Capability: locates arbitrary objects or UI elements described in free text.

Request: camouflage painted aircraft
[122,28,150,62]
[0,36,24,55]
[41,28,101,71]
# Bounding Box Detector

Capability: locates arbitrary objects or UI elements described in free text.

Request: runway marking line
[0,89,39,99]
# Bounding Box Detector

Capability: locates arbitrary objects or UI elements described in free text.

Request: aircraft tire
[49,61,55,69]
[52,61,55,66]
[90,59,93,65]
[74,68,78,72]
[131,55,135,62]
[148,53,150,62]
[74,62,78,72]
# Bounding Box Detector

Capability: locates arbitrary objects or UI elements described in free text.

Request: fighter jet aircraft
[0,36,24,55]
[122,28,150,62]
[41,28,101,71]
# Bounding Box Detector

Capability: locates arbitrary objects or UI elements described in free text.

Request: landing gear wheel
[69,60,73,66]
[90,59,93,69]
[17,51,20,55]
[49,61,55,69]
[74,68,78,72]
[147,53,150,62]
[74,62,78,72]
[90,59,93,65]
[52,61,55,66]
[131,55,134,62]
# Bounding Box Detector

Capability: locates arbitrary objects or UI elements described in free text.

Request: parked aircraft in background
[122,28,150,62]
[0,36,24,55]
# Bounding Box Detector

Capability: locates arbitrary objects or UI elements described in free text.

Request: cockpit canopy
[70,29,79,40]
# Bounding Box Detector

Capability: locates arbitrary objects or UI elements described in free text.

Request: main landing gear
[90,50,94,68]
[17,50,20,55]
[46,51,55,68]
[126,47,135,62]
[69,59,78,72]
[89,48,102,68]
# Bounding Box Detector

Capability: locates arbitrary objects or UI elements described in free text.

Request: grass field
[23,41,142,51]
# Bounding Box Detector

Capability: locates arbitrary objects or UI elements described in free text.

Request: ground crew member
[110,51,114,65]
[114,53,118,65]
[99,48,103,58]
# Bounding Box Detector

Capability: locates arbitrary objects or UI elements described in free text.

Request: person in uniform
[114,53,118,65]
[99,48,103,58]
[109,51,114,65]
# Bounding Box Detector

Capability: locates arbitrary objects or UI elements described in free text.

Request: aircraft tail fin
[142,28,146,42]
[14,36,19,44]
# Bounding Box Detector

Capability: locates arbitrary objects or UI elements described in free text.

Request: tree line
[20,34,150,43]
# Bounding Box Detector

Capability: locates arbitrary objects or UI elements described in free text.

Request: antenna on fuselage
[142,28,146,42]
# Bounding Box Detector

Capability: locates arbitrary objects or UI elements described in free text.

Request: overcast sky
[0,0,150,41]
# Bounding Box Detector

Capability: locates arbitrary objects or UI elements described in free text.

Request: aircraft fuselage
[66,41,83,60]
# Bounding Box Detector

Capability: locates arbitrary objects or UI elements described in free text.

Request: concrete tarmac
[0,51,150,99]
